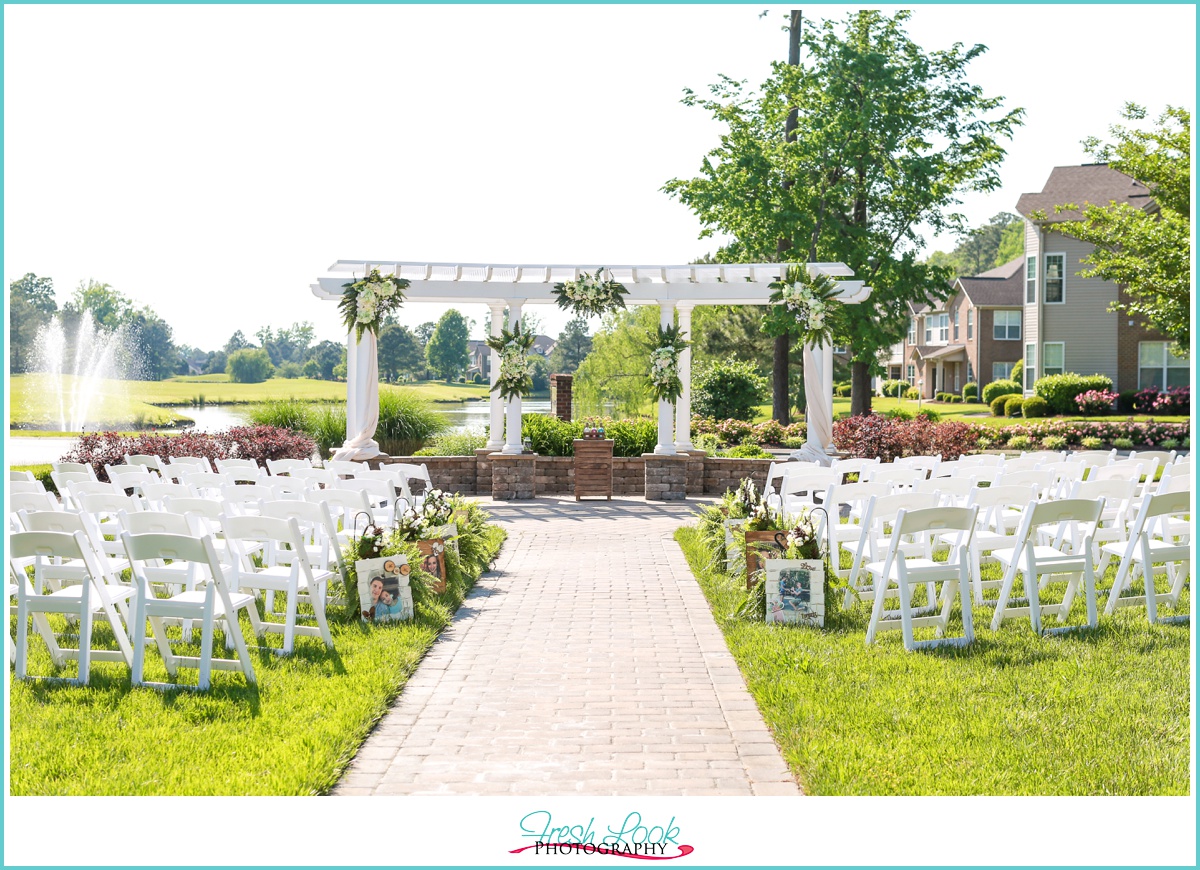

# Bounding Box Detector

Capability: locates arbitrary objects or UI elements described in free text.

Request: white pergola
[310,261,871,464]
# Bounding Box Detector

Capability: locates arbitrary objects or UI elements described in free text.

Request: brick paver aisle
[333,497,801,796]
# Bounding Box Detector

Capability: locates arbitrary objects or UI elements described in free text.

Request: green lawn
[676,525,1190,795]
[9,374,494,431]
[9,522,505,795]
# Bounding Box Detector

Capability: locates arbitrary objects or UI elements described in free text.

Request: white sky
[4,4,1196,352]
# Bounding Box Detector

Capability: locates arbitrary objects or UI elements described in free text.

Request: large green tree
[1041,104,1190,352]
[927,212,1024,276]
[60,279,177,381]
[546,317,593,375]
[665,10,1023,416]
[424,309,471,380]
[573,307,659,417]
[255,322,315,366]
[378,324,425,382]
[9,273,57,373]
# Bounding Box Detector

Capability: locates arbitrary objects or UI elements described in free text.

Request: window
[908,318,916,344]
[924,317,932,344]
[992,362,1012,383]
[1043,342,1065,377]
[993,310,1021,340]
[952,309,959,340]
[1026,256,1037,304]
[967,308,973,340]
[906,364,915,385]
[1024,344,1037,387]
[1044,253,1065,303]
[1139,342,1191,389]
[966,361,975,384]
[937,313,949,343]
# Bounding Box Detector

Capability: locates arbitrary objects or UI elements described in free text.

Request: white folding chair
[930,459,973,479]
[220,484,278,515]
[863,505,978,650]
[863,465,926,490]
[10,491,61,518]
[118,509,205,640]
[77,492,145,551]
[387,462,434,506]
[141,481,197,510]
[893,454,941,479]
[990,498,1105,635]
[1038,461,1088,500]
[337,478,397,528]
[163,495,254,567]
[999,454,1049,473]
[992,469,1054,502]
[1063,478,1137,563]
[957,454,1006,468]
[121,531,259,690]
[215,458,263,475]
[308,487,374,550]
[10,480,47,495]
[18,509,132,595]
[842,492,941,609]
[324,459,368,480]
[51,471,96,504]
[267,458,313,476]
[260,499,347,584]
[914,476,978,507]
[10,530,136,684]
[779,468,843,517]
[1021,450,1067,465]
[1067,449,1116,472]
[949,484,1039,606]
[51,461,98,479]
[177,471,224,498]
[10,470,37,483]
[266,476,313,500]
[1100,490,1190,624]
[291,467,338,489]
[222,514,335,654]
[830,456,881,480]
[105,466,159,498]
[819,481,890,581]
[124,454,166,476]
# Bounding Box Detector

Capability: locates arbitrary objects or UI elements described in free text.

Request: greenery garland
[647,322,689,404]
[766,265,843,347]
[552,268,629,318]
[339,268,410,341]
[486,322,536,400]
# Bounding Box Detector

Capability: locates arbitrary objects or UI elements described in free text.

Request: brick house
[1016,163,1186,394]
[466,334,558,381]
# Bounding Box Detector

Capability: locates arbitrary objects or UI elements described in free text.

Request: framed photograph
[744,530,787,590]
[355,555,413,623]
[417,538,447,594]
[429,522,458,557]
[765,559,825,627]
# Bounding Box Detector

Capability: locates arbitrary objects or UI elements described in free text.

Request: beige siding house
[1016,163,1184,394]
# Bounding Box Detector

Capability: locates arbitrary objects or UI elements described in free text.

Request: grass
[749,395,1188,425]
[9,521,506,795]
[675,524,1190,795]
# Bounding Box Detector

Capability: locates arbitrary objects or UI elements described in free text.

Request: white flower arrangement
[767,266,843,347]
[340,268,409,340]
[487,322,536,400]
[552,268,629,318]
[647,323,689,403]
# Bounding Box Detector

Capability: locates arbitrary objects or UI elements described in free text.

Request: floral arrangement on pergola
[648,322,689,404]
[552,268,629,318]
[767,265,843,347]
[339,268,409,340]
[486,322,536,400]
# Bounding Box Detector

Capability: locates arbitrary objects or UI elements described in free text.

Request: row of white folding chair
[11,469,38,483]
[10,480,46,495]
[50,461,98,479]
[1097,489,1190,624]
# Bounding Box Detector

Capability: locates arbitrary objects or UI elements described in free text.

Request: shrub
[1074,389,1118,416]
[1033,373,1114,415]
[1153,385,1190,416]
[990,395,1011,417]
[413,428,488,456]
[971,420,1189,450]
[277,361,305,379]
[722,443,772,459]
[1004,396,1025,417]
[692,356,770,421]
[1113,437,1134,450]
[835,383,852,397]
[605,417,659,457]
[60,427,316,481]
[226,348,274,383]
[1133,387,1160,413]
[376,390,451,455]
[1161,438,1180,451]
[948,395,962,404]
[1117,391,1138,414]
[904,387,920,400]
[1182,438,1191,450]
[1041,435,1068,451]
[831,415,978,462]
[982,379,1022,405]
[915,408,941,421]
[1080,436,1104,450]
[1007,435,1033,451]
[1011,360,1023,385]
[962,382,978,401]
[885,407,914,420]
[935,391,952,403]
[781,436,805,449]
[521,414,582,456]
[472,372,484,384]
[1021,395,1050,418]
[880,379,909,398]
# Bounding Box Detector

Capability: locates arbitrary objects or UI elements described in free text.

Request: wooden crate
[573,438,613,500]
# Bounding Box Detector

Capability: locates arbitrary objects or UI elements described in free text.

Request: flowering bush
[1080,436,1104,450]
[832,415,979,462]
[60,426,317,482]
[1153,386,1190,415]
[1133,388,1161,413]
[692,416,806,448]
[1034,373,1114,415]
[552,268,629,317]
[339,269,408,340]
[969,418,1189,449]
[1075,389,1119,416]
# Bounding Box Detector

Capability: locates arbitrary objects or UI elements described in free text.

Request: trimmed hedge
[881,379,909,398]
[962,382,978,400]
[982,379,1022,405]
[990,395,1010,417]
[1033,373,1114,415]
[1004,396,1026,417]
[1022,395,1050,418]
[904,388,919,400]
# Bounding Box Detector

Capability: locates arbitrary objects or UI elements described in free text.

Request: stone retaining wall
[377,452,776,499]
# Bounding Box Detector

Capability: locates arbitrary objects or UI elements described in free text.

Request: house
[1016,163,1186,394]
[895,258,1025,399]
[465,334,558,381]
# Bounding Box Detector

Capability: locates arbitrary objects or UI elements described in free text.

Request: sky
[4,3,1196,353]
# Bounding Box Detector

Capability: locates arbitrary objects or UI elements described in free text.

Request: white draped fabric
[332,331,382,461]
[791,343,836,466]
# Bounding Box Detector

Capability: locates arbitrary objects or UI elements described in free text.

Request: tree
[204,349,228,375]
[224,330,251,355]
[424,309,470,380]
[255,322,315,366]
[305,339,344,380]
[692,356,770,421]
[573,307,659,417]
[227,347,274,383]
[665,10,1023,416]
[414,321,437,348]
[1042,104,1190,352]
[62,280,135,332]
[378,324,425,382]
[925,212,1024,275]
[9,273,57,373]
[125,309,178,380]
[546,317,594,374]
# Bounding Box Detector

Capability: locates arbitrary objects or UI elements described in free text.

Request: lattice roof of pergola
[311,260,872,306]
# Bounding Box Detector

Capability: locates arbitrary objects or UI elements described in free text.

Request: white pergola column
[486,302,505,450]
[501,299,525,455]
[654,301,678,456]
[674,303,695,452]
[822,343,835,451]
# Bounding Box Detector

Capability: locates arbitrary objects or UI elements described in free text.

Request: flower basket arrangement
[648,323,689,403]
[486,322,536,400]
[767,265,843,347]
[552,268,629,318]
[339,268,410,340]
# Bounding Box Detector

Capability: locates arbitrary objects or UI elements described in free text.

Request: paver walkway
[333,496,800,796]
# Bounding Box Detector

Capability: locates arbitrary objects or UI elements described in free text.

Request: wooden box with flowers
[573,435,613,501]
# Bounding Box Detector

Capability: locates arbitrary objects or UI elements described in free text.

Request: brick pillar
[489,453,537,500]
[643,453,688,501]
[550,374,573,421]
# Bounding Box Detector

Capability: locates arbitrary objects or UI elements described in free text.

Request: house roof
[909,344,966,362]
[955,255,1023,308]
[1016,163,1154,224]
